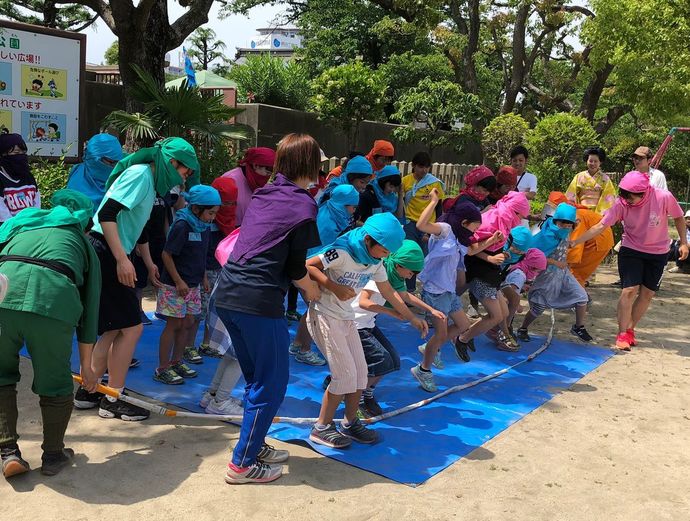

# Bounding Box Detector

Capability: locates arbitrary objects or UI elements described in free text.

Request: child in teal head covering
[305,213,428,447]
[349,239,450,417]
[357,165,404,222]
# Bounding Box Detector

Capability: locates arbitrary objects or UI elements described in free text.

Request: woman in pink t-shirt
[571,171,688,350]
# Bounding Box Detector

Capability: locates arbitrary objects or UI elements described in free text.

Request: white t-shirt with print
[313,248,388,320]
[352,280,385,330]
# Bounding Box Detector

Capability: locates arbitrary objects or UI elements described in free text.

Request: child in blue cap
[154,184,221,385]
[306,212,428,448]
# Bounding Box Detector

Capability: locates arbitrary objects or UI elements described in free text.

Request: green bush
[230,55,311,110]
[31,155,70,208]
[481,113,530,168]
[310,61,387,148]
[526,112,599,195]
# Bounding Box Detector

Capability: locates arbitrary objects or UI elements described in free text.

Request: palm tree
[103,65,249,145]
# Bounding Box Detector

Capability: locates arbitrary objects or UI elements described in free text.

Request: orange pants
[569,241,610,287]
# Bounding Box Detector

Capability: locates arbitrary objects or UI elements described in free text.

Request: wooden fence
[324,157,475,192]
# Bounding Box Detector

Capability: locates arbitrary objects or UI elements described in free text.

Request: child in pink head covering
[572,170,688,350]
[442,166,496,213]
[454,191,531,354]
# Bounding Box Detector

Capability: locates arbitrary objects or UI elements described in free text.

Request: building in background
[86,52,184,85]
[234,26,302,64]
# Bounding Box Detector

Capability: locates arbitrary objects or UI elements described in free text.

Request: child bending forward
[306,213,427,449]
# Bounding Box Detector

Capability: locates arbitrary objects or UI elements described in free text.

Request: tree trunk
[579,62,614,122]
[594,105,630,136]
[501,3,529,114]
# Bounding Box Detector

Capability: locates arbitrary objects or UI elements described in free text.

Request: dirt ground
[2,265,689,521]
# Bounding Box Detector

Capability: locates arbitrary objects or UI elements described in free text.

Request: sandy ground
[2,265,690,521]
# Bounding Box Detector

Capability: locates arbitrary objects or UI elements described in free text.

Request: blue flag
[183,47,197,87]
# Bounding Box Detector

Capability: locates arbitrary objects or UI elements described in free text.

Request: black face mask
[0,154,31,181]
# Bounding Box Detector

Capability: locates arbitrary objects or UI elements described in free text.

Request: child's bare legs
[91,330,118,378]
[367,375,383,388]
[502,286,521,328]
[159,317,185,367]
[421,314,448,370]
[520,310,539,330]
[184,316,201,350]
[575,303,587,328]
[459,295,505,342]
[317,388,363,425]
[448,309,471,338]
[96,325,143,389]
[175,316,196,362]
[293,314,313,354]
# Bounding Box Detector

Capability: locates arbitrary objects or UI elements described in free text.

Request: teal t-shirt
[91,163,156,253]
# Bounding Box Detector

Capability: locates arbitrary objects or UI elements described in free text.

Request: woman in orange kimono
[548,192,614,288]
[565,147,616,215]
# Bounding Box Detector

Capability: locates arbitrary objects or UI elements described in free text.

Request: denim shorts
[421,289,463,315]
[359,326,400,377]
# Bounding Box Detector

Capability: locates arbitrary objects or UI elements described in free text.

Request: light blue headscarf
[371,165,401,214]
[531,203,577,257]
[67,133,123,211]
[174,184,221,233]
[324,212,404,265]
[319,155,373,206]
[503,225,533,265]
[310,184,359,257]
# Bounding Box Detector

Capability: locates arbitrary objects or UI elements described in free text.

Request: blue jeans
[215,307,290,467]
[359,326,400,377]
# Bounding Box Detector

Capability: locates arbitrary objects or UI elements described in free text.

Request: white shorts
[307,306,368,395]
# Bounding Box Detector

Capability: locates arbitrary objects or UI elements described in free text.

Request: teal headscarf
[0,188,94,244]
[311,184,359,257]
[531,203,577,257]
[384,239,424,292]
[326,212,404,265]
[106,137,200,197]
[371,165,401,214]
[503,225,533,264]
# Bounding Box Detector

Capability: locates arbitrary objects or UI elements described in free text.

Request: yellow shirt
[402,174,445,222]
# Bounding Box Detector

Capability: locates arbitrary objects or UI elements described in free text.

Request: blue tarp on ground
[66,312,613,486]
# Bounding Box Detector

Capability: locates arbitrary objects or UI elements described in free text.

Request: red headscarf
[366,140,395,172]
[442,165,494,212]
[489,165,518,202]
[239,147,276,191]
[212,176,239,236]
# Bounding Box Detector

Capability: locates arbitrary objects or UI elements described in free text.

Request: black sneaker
[153,367,184,385]
[322,374,331,391]
[140,311,152,326]
[98,396,150,421]
[359,395,383,418]
[610,279,622,287]
[129,358,141,368]
[570,325,594,342]
[339,418,379,444]
[171,361,197,378]
[41,448,75,476]
[1,446,30,478]
[453,337,472,362]
[516,328,531,342]
[74,387,104,409]
[309,423,352,448]
[183,347,203,365]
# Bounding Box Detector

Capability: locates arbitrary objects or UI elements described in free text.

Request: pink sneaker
[615,332,631,351]
[626,328,637,346]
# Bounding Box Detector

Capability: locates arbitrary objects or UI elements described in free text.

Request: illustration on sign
[21,65,67,100]
[21,111,66,143]
[0,110,11,133]
[0,62,11,96]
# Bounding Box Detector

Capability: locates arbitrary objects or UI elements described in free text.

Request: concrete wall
[235,103,482,164]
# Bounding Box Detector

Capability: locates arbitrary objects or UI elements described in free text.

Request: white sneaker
[256,443,289,464]
[199,390,215,409]
[206,397,244,417]
[467,305,480,318]
[224,461,282,484]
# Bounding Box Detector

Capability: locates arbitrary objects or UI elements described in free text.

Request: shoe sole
[98,408,149,421]
[2,460,30,478]
[308,432,352,449]
[453,341,471,362]
[153,375,184,385]
[224,471,282,484]
[410,367,437,393]
[183,358,204,365]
